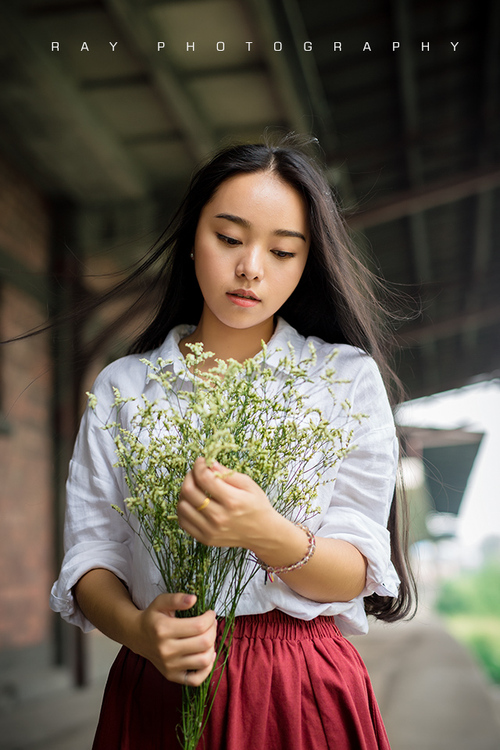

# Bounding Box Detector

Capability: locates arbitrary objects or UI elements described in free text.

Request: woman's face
[193,170,310,335]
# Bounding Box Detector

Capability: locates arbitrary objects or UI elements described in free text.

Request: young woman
[50,140,416,749]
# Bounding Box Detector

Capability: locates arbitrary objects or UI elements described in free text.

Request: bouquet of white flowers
[88,340,359,749]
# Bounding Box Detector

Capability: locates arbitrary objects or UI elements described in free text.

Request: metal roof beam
[348,164,500,229]
[325,108,497,169]
[397,302,500,347]
[243,0,356,205]
[392,0,432,281]
[103,0,217,162]
[462,0,500,351]
[391,0,437,393]
[404,363,500,401]
[243,0,316,135]
[0,4,148,201]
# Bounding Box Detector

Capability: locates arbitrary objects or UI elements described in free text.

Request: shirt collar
[152,322,196,378]
[252,317,305,371]
[150,316,305,380]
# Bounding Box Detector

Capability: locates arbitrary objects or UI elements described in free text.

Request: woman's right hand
[132,593,217,686]
[75,571,217,688]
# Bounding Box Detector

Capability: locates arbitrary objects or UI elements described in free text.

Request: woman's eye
[273,249,295,259]
[217,233,240,246]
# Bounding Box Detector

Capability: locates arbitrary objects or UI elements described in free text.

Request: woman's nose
[235,247,264,280]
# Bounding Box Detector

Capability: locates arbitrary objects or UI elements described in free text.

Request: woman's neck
[179,309,276,368]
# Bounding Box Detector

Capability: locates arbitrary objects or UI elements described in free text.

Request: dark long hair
[121,139,417,622]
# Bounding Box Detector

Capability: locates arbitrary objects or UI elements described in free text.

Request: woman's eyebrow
[215,213,307,242]
[274,228,307,242]
[215,213,251,228]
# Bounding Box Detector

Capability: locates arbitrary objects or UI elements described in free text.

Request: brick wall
[0,157,53,649]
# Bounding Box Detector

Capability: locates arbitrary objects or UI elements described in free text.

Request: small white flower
[86,392,98,411]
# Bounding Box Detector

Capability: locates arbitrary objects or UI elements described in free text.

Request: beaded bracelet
[255,523,316,582]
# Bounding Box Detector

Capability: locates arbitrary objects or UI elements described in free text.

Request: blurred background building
[0,0,499,746]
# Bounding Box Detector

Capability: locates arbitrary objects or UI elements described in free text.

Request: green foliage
[444,616,500,685]
[436,562,500,684]
[468,634,500,684]
[435,562,500,617]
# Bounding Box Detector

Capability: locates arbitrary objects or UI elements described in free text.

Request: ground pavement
[352,609,500,750]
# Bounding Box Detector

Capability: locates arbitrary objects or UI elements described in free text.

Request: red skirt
[92,610,390,749]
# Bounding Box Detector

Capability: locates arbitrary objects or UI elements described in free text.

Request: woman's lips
[226,292,261,307]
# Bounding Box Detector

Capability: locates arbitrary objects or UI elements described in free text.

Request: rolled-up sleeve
[50,367,134,631]
[319,354,400,599]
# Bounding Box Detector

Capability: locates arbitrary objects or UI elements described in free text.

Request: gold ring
[196,497,211,512]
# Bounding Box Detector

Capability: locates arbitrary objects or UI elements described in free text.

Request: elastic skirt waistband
[220,609,343,641]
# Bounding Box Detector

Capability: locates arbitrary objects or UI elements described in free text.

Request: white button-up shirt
[50,317,400,636]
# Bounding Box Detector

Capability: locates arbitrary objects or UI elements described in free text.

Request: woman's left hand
[178,457,368,603]
[177,457,278,550]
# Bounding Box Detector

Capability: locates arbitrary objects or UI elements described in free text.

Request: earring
[190,251,194,260]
